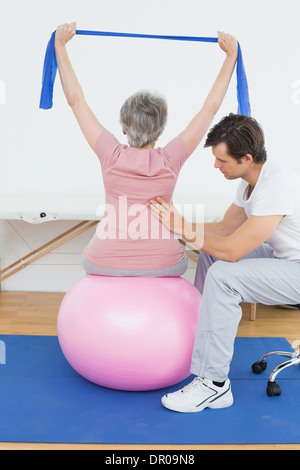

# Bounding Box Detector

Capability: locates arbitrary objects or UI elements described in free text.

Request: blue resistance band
[39,29,251,116]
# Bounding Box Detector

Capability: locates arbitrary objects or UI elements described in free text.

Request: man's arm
[150,197,283,262]
[197,214,283,262]
[180,32,238,158]
[55,23,105,152]
[198,203,248,236]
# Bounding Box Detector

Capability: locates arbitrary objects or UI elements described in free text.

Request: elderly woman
[55,23,238,277]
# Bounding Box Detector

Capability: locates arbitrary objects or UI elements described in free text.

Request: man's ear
[244,153,253,164]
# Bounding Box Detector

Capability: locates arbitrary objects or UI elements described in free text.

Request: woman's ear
[122,128,127,135]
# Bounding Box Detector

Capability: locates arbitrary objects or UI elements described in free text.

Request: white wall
[0,0,299,291]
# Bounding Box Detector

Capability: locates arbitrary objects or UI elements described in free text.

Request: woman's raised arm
[180,32,238,158]
[55,22,105,152]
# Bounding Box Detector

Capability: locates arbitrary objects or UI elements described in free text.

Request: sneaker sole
[161,393,234,413]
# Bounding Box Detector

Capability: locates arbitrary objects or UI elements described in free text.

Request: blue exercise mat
[39,29,251,117]
[0,335,299,445]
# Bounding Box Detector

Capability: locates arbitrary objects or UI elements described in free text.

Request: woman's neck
[132,142,155,150]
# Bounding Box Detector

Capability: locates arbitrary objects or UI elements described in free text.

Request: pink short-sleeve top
[84,130,187,269]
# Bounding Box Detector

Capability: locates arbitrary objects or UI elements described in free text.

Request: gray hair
[120,90,168,148]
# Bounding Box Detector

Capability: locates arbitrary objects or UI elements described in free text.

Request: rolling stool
[251,304,300,397]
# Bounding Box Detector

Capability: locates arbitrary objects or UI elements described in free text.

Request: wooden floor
[1,291,300,451]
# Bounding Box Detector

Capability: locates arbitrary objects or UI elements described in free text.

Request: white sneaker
[161,377,234,413]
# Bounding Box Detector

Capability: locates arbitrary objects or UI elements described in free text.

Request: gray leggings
[82,254,188,278]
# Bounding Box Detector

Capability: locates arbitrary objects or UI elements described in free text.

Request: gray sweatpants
[191,244,300,382]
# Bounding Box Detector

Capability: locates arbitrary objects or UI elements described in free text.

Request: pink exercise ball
[57,275,201,391]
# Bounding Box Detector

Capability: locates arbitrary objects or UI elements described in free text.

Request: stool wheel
[251,360,268,374]
[267,381,281,397]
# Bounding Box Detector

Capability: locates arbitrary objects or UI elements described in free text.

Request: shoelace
[181,377,205,393]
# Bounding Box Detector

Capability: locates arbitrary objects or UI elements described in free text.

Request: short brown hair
[204,113,267,163]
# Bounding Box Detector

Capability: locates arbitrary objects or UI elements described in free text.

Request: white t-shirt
[234,160,300,260]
